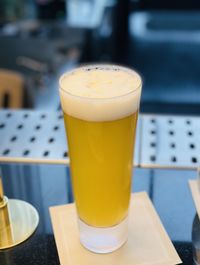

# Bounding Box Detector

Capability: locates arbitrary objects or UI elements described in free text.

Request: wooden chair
[0,69,24,108]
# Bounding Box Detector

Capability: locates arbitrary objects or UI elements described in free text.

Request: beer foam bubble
[59,65,142,121]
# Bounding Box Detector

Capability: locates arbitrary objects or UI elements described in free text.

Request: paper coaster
[50,192,181,265]
[189,180,200,219]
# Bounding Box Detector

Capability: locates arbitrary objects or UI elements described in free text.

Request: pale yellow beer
[63,112,138,227]
[59,65,141,231]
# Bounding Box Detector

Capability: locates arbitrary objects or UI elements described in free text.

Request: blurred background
[0,0,200,114]
[0,2,200,261]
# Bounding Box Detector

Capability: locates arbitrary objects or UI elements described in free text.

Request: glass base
[78,217,128,254]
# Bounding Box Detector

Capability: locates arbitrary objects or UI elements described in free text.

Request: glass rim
[59,64,142,101]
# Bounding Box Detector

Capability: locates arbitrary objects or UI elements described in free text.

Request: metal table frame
[0,110,199,170]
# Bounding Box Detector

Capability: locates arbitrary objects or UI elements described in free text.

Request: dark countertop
[0,165,197,265]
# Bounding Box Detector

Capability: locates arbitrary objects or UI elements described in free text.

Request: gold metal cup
[0,173,39,250]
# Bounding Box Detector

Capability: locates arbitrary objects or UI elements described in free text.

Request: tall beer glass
[59,65,142,253]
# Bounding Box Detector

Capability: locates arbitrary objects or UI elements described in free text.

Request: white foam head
[59,65,142,121]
